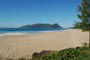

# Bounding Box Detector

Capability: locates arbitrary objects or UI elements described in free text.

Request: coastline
[0,29,64,36]
[0,29,89,59]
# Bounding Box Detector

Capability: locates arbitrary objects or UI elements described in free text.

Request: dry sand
[0,29,89,59]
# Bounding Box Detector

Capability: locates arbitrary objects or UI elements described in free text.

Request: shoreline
[0,30,64,36]
[0,29,89,59]
[0,28,70,36]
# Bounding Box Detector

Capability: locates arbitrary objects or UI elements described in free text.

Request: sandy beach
[0,29,89,59]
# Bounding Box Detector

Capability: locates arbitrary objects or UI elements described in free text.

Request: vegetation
[74,0,90,46]
[73,22,81,29]
[20,23,62,28]
[1,0,90,60]
[0,45,89,60]
[31,47,90,60]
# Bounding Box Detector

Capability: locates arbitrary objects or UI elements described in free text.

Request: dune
[0,29,89,59]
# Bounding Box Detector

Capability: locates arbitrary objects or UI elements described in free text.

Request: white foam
[0,30,64,36]
[0,32,28,36]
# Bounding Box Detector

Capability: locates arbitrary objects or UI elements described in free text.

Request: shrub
[56,48,82,60]
[31,48,84,60]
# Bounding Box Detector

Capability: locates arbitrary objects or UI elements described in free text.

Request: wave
[0,32,27,36]
[0,28,66,36]
[0,30,62,36]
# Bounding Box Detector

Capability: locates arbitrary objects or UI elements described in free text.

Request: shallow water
[0,28,65,36]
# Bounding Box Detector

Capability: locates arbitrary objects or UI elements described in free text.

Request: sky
[0,0,82,28]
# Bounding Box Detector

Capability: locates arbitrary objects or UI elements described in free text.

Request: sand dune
[0,29,89,59]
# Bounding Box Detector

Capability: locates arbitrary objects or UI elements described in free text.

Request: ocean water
[0,28,65,36]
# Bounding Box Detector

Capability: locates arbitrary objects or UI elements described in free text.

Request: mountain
[20,23,62,29]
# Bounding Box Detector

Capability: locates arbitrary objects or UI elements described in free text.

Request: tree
[73,22,81,29]
[77,0,90,46]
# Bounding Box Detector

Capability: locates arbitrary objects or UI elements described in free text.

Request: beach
[0,29,89,59]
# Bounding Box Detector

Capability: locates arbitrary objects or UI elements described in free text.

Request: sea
[0,28,66,36]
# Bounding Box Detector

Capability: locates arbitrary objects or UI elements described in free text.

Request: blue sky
[0,0,81,28]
